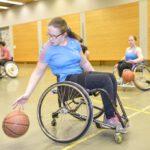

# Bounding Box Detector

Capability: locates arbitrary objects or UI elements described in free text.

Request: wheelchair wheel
[133,65,150,91]
[4,61,19,78]
[37,81,93,143]
[0,66,6,77]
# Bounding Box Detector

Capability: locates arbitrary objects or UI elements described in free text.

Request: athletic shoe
[104,115,128,134]
[117,78,123,85]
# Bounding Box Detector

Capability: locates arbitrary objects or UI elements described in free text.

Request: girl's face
[47,26,66,46]
[128,36,136,47]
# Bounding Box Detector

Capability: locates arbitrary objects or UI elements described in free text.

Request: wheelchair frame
[37,81,129,144]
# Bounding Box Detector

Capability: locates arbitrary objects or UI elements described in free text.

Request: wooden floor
[1,64,150,150]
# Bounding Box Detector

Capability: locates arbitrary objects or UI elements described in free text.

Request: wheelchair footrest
[93,119,114,129]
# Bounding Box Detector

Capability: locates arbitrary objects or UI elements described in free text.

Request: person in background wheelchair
[115,35,144,84]
[13,17,125,132]
[0,41,12,64]
[0,41,12,78]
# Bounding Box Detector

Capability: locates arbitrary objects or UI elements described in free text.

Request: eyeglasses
[47,32,65,39]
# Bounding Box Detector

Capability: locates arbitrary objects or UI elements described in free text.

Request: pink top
[0,47,12,60]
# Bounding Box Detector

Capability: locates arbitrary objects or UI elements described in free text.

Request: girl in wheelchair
[115,35,144,84]
[0,41,12,77]
[0,41,18,78]
[13,17,128,140]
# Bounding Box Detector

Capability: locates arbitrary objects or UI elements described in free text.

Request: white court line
[124,106,150,115]
[62,104,150,150]
[128,105,150,118]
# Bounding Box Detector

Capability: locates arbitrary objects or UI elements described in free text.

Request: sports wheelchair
[113,63,150,91]
[37,81,129,144]
[0,59,19,78]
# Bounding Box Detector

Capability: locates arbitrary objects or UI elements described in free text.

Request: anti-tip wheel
[114,133,122,144]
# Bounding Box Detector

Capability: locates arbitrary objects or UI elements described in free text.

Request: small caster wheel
[114,133,122,144]
[51,119,56,126]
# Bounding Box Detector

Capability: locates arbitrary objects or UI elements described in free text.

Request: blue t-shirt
[40,38,83,81]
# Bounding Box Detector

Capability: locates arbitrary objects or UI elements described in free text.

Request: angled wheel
[113,67,120,84]
[133,65,150,91]
[4,61,19,78]
[0,66,6,77]
[37,81,93,143]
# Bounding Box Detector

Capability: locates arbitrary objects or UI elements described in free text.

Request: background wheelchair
[37,81,129,144]
[0,59,19,78]
[113,63,150,91]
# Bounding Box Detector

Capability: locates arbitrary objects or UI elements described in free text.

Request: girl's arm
[80,51,95,72]
[12,62,48,109]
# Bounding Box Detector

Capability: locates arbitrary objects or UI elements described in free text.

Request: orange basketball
[2,111,30,138]
[122,69,135,82]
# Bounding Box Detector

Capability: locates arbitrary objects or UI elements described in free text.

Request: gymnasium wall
[0,0,148,63]
[0,0,138,27]
[11,13,81,62]
[41,18,51,44]
[12,22,39,62]
[13,2,140,62]
[148,0,150,60]
[85,2,139,61]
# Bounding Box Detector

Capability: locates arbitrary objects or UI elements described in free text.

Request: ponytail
[66,27,79,40]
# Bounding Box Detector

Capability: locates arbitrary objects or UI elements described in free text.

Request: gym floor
[1,64,150,150]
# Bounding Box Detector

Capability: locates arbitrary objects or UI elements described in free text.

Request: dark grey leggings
[118,61,133,77]
[65,71,117,119]
[0,59,8,66]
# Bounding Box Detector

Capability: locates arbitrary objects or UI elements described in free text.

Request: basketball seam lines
[4,121,29,126]
[4,125,27,136]
[5,114,28,120]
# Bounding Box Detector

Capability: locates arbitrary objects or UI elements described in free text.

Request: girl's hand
[127,60,136,64]
[114,64,118,68]
[12,95,28,110]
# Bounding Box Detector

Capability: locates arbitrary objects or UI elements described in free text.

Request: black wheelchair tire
[133,65,150,91]
[37,81,93,143]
